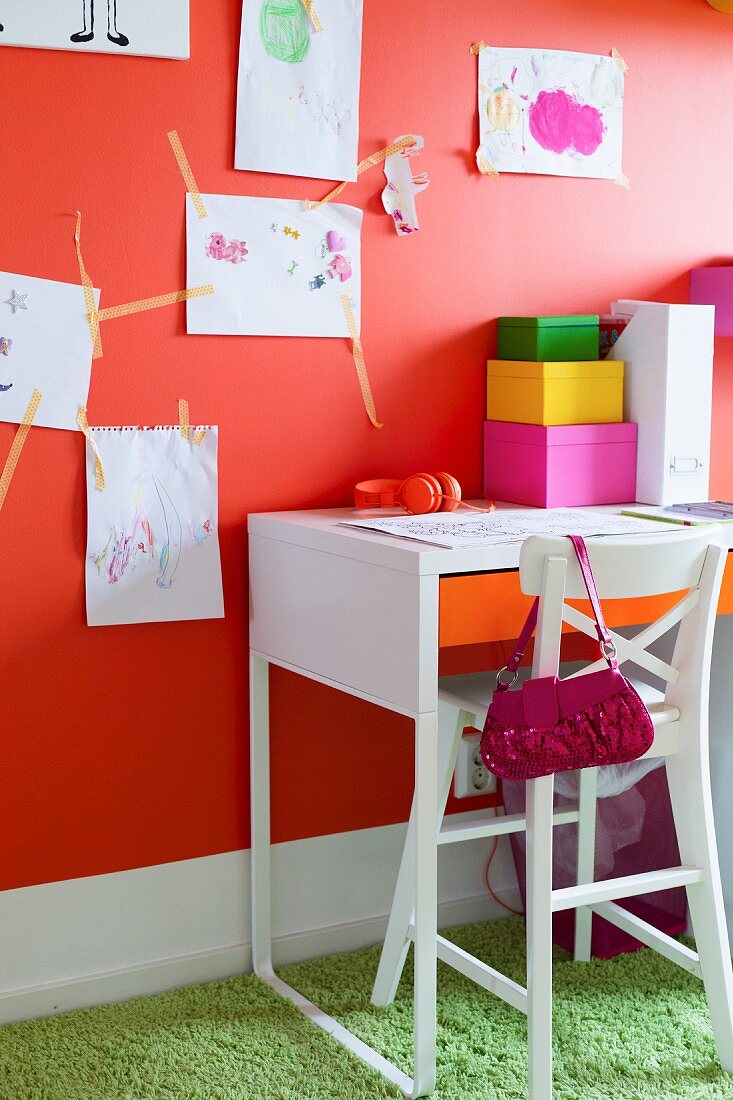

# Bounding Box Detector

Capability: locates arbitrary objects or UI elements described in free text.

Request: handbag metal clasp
[496,666,519,689]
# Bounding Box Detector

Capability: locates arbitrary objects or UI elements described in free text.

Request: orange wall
[1,0,733,889]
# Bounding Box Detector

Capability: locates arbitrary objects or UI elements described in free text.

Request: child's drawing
[186,194,362,338]
[476,45,624,181]
[0,271,99,432]
[71,0,129,47]
[236,0,364,181]
[381,134,429,236]
[0,0,188,59]
[260,0,309,63]
[85,425,224,627]
[205,233,248,264]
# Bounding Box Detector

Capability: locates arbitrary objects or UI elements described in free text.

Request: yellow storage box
[486,359,624,426]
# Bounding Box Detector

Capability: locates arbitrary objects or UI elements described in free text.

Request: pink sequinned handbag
[480,535,654,781]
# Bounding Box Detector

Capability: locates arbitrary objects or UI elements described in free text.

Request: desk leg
[250,652,274,980]
[412,711,438,1099]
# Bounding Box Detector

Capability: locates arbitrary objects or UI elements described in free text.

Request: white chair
[372,527,733,1099]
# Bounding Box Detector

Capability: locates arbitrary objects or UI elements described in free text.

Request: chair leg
[526,773,555,1100]
[371,706,473,1007]
[666,749,733,1071]
[574,768,598,962]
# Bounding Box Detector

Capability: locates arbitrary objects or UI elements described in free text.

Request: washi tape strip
[470,41,487,53]
[0,389,42,513]
[177,398,207,445]
[77,405,106,491]
[96,285,214,322]
[476,151,499,179]
[178,397,190,440]
[168,130,208,219]
[340,296,382,429]
[300,0,322,32]
[305,136,418,211]
[74,212,103,360]
[611,46,629,73]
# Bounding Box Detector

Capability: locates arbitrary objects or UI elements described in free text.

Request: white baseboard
[0,819,518,1026]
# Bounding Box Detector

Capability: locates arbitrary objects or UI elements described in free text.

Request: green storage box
[498,315,600,362]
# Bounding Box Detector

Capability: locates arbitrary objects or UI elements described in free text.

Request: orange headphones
[354,473,496,516]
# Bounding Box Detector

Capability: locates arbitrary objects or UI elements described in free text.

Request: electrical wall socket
[454,729,497,799]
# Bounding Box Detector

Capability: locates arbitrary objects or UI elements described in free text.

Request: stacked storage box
[484,315,638,507]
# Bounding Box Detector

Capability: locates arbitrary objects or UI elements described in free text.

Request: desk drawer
[439,557,733,649]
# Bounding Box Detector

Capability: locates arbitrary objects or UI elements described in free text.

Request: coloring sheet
[186,194,362,337]
[476,45,624,180]
[0,0,188,59]
[235,0,364,181]
[341,510,670,550]
[0,270,100,431]
[85,426,224,627]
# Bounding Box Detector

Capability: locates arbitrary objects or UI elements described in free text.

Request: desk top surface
[248,503,733,577]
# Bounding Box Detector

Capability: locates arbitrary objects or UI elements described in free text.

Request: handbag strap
[566,534,617,667]
[496,535,618,691]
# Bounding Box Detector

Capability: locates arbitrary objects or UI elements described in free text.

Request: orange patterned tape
[0,389,42,513]
[168,130,208,219]
[178,397,190,440]
[96,285,214,322]
[193,429,207,446]
[340,296,382,429]
[476,151,499,178]
[74,212,103,360]
[611,47,629,73]
[300,0,322,32]
[77,405,106,491]
[470,41,487,54]
[305,136,418,210]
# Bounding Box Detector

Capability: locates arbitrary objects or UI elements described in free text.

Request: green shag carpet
[0,916,731,1099]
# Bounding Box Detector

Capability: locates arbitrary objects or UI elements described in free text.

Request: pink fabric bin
[484,420,638,508]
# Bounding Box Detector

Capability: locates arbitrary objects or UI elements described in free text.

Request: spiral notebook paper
[340,509,672,550]
[85,425,224,626]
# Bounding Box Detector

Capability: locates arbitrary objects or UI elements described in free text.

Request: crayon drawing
[85,425,224,627]
[0,271,99,432]
[476,45,624,181]
[235,0,364,181]
[186,194,362,338]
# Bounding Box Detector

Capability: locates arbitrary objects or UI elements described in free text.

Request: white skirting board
[0,820,519,1026]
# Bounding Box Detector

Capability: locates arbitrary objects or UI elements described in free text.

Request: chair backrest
[517,528,726,722]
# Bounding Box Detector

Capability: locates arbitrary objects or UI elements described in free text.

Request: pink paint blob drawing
[529,88,604,157]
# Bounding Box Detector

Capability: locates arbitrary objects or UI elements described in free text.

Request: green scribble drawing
[260,0,310,64]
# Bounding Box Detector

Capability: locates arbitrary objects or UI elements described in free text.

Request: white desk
[248,506,733,1098]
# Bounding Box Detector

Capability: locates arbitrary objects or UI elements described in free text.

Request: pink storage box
[484,420,638,508]
[690,267,733,336]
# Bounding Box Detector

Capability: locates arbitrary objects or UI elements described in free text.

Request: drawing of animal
[327,254,353,283]
[0,337,12,356]
[71,0,129,47]
[205,233,249,264]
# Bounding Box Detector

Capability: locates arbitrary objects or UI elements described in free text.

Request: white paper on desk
[85,425,224,627]
[476,45,624,181]
[0,271,100,432]
[186,194,362,337]
[340,510,672,550]
[235,0,364,182]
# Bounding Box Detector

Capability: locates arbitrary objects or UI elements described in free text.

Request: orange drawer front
[439,556,733,650]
